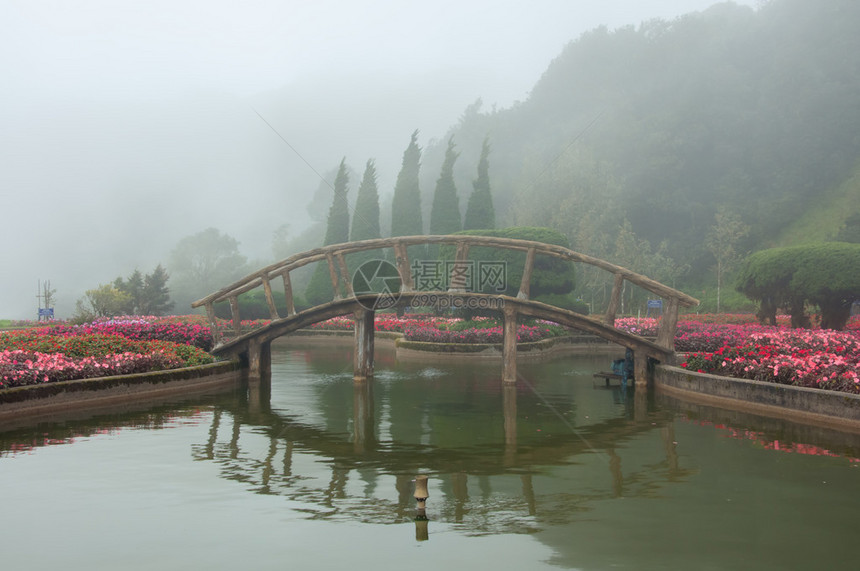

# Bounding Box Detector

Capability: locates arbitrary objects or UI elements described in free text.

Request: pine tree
[429,136,462,235]
[463,137,495,230]
[141,264,174,315]
[390,130,423,237]
[114,269,144,314]
[350,159,381,243]
[306,159,350,306]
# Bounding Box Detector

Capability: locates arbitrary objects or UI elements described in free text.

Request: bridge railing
[191,235,699,350]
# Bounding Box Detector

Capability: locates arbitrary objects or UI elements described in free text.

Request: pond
[2,340,858,570]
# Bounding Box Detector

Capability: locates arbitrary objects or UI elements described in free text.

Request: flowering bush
[681,329,860,394]
[33,317,214,351]
[0,349,186,388]
[402,323,556,344]
[307,314,565,344]
[0,316,216,389]
[614,316,860,394]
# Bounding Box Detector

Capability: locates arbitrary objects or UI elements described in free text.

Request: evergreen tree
[390,130,423,237]
[114,269,144,314]
[306,159,351,306]
[463,136,495,230]
[350,159,381,242]
[429,136,461,236]
[322,158,351,246]
[141,264,174,315]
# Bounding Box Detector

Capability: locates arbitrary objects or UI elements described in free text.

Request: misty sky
[1,0,753,319]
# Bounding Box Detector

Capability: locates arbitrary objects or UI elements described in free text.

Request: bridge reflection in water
[191,345,693,538]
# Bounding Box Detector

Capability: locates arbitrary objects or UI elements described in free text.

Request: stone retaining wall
[655,364,860,432]
[0,361,241,428]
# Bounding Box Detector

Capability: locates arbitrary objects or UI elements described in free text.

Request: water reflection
[2,342,860,570]
[177,347,699,536]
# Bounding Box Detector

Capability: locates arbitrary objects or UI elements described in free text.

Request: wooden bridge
[191,235,699,387]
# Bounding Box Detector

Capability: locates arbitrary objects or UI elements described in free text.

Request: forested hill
[429,0,860,289]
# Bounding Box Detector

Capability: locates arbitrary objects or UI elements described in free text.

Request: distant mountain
[428,0,860,299]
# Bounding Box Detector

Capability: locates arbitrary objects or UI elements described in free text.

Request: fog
[1,0,748,319]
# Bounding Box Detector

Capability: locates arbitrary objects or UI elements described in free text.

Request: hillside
[420,0,860,308]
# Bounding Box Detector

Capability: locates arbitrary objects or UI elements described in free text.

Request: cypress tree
[306,159,350,306]
[463,137,495,230]
[350,159,381,243]
[390,130,423,237]
[350,159,382,270]
[429,136,461,235]
[322,158,351,246]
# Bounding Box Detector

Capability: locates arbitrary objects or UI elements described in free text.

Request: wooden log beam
[393,241,414,292]
[261,275,279,320]
[448,242,471,292]
[326,252,341,301]
[205,302,221,345]
[656,297,680,351]
[336,252,354,297]
[229,296,241,335]
[605,273,625,326]
[281,271,296,316]
[517,247,536,300]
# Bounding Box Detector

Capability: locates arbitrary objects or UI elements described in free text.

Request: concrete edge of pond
[0,361,242,428]
[655,364,860,433]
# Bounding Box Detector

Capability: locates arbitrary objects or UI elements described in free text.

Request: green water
[1,340,858,570]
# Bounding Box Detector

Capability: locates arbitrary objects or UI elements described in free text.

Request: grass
[771,158,860,247]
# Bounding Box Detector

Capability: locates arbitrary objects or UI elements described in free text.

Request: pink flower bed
[36,317,214,351]
[402,323,551,344]
[0,349,184,387]
[615,316,860,394]
[0,316,215,389]
[307,315,563,343]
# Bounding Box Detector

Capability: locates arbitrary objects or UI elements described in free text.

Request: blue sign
[38,308,54,318]
[647,300,663,309]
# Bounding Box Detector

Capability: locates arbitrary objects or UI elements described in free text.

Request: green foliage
[736,242,860,329]
[445,0,860,291]
[463,137,495,231]
[350,159,381,243]
[532,293,589,315]
[429,136,462,235]
[141,264,173,315]
[213,289,308,320]
[837,212,860,243]
[391,130,423,237]
[73,284,132,322]
[349,160,382,269]
[306,159,351,306]
[114,265,174,316]
[168,228,249,312]
[443,227,576,299]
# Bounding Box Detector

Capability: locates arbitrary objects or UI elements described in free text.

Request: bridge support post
[502,306,518,384]
[247,339,272,382]
[354,308,375,381]
[633,350,651,389]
